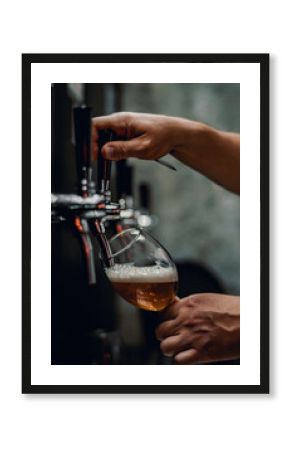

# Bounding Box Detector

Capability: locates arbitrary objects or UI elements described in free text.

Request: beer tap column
[51,108,123,283]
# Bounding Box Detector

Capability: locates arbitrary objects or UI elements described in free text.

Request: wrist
[170,118,219,158]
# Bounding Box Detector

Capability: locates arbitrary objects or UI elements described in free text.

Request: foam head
[105,263,178,283]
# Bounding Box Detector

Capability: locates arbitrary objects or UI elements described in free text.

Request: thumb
[102,137,145,161]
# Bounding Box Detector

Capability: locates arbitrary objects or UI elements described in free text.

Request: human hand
[92,111,240,193]
[155,294,240,364]
[91,112,190,161]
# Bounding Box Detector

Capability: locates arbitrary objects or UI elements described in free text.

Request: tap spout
[74,217,97,285]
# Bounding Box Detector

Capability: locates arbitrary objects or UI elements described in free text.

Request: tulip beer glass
[103,228,178,311]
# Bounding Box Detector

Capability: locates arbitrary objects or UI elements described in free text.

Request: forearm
[92,112,240,194]
[170,119,240,194]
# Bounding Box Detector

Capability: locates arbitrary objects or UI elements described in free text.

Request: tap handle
[97,129,117,193]
[73,106,92,189]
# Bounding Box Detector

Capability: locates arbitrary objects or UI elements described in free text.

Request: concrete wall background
[122,84,240,294]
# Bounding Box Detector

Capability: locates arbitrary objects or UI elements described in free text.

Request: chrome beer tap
[51,106,120,284]
[51,106,160,284]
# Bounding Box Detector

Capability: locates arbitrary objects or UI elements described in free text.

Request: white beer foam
[105,263,178,283]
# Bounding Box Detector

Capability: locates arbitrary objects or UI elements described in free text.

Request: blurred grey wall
[122,84,240,294]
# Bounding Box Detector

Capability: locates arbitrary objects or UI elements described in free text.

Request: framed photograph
[22,53,269,394]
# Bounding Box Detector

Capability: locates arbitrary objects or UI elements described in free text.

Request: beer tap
[52,106,100,284]
[51,107,158,284]
[97,131,140,232]
[97,128,114,204]
[51,106,120,283]
[73,105,110,282]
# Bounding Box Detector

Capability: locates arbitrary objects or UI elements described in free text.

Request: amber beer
[105,264,178,311]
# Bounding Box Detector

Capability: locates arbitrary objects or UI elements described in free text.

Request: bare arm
[171,120,240,194]
[92,112,240,194]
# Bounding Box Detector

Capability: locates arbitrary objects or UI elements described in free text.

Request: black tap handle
[97,129,118,192]
[73,106,92,183]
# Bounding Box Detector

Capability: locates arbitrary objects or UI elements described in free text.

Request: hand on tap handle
[97,128,114,197]
[92,112,240,194]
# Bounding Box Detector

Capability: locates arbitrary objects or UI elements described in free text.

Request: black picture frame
[22,53,269,394]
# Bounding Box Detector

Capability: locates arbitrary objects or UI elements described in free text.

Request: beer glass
[103,228,178,311]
